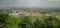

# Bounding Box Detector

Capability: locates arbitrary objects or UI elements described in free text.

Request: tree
[0,13,9,28]
[44,16,60,28]
[18,16,32,28]
[34,19,43,28]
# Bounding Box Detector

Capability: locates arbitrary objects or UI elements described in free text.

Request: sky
[0,0,60,8]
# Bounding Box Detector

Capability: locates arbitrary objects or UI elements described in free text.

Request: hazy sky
[0,0,60,8]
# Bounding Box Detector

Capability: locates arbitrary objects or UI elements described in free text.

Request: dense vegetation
[0,13,60,28]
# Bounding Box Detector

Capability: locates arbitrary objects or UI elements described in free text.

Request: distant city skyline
[0,0,60,8]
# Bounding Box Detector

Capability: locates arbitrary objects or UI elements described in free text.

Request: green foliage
[0,13,60,28]
[0,13,9,28]
[34,19,41,28]
[44,16,60,28]
[0,13,9,23]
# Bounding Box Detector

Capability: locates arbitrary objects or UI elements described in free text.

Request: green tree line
[0,13,60,28]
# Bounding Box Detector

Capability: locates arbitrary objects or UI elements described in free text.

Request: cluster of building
[9,10,57,17]
[9,10,42,16]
